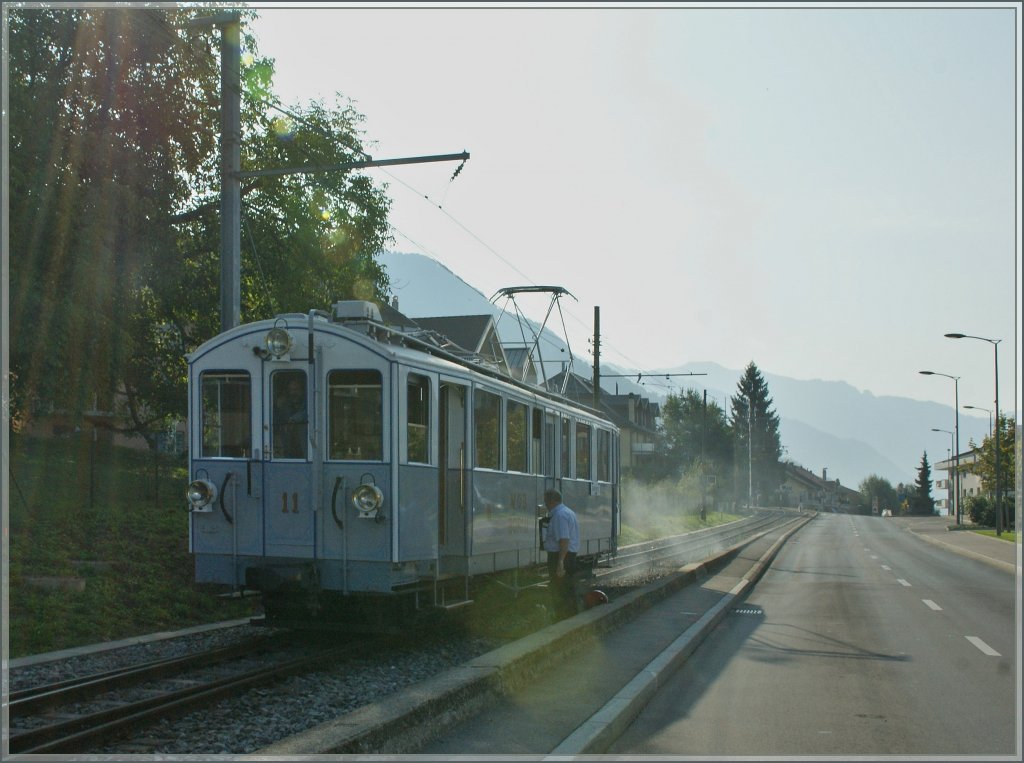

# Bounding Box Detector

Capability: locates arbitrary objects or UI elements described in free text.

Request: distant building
[779,464,865,513]
[933,448,984,517]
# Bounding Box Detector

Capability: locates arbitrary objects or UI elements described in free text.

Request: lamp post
[963,405,993,439]
[945,334,1002,536]
[919,370,961,525]
[931,428,954,518]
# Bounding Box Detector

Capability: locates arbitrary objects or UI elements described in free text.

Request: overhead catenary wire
[245,85,650,375]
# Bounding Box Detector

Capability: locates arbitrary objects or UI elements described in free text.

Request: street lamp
[931,428,954,518]
[963,405,993,439]
[919,370,961,525]
[945,333,1002,535]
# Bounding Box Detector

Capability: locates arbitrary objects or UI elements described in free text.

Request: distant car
[881,509,893,517]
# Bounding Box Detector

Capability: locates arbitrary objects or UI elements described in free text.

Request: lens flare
[271,116,296,141]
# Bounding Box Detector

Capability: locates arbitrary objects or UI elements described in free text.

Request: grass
[971,529,1018,543]
[7,432,258,657]
[618,510,739,546]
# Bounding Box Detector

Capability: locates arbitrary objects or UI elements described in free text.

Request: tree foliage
[729,362,784,504]
[858,474,898,515]
[964,414,1015,529]
[965,414,1015,499]
[656,389,732,477]
[7,7,393,441]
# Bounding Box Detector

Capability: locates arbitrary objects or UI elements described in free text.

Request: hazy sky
[248,3,1018,421]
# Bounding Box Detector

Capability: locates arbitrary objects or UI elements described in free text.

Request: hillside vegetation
[7,434,256,657]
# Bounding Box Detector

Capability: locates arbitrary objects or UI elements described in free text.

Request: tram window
[328,370,382,461]
[272,370,307,460]
[561,418,571,478]
[407,373,430,464]
[200,372,251,458]
[531,409,543,474]
[597,429,611,482]
[576,423,592,481]
[507,400,528,473]
[474,389,501,469]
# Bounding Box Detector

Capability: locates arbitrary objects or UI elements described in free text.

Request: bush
[965,495,995,526]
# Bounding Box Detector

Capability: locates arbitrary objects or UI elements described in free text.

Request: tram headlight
[264,327,293,358]
[187,479,218,509]
[352,484,384,518]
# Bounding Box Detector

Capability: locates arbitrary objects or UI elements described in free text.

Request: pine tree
[729,362,784,507]
[911,451,935,515]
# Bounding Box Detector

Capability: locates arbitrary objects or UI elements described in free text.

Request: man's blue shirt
[544,502,580,553]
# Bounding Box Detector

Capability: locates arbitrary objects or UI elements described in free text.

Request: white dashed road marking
[922,599,942,611]
[966,636,1000,656]
[881,565,892,571]
[897,579,911,587]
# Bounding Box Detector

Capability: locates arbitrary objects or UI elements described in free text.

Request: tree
[647,388,734,510]
[7,8,393,443]
[858,474,899,515]
[965,414,1016,529]
[729,362,784,506]
[8,7,220,429]
[910,452,935,515]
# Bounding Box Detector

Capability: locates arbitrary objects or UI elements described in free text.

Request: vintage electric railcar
[185,300,620,626]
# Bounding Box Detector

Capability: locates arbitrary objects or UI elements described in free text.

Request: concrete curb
[547,513,813,756]
[907,528,1018,575]
[8,618,255,669]
[252,516,808,756]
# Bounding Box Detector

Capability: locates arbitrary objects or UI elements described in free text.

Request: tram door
[263,368,315,558]
[438,383,467,560]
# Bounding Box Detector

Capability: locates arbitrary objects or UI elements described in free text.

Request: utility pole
[186,13,469,332]
[220,17,241,332]
[747,398,753,510]
[592,306,600,410]
[184,13,241,332]
[700,389,707,520]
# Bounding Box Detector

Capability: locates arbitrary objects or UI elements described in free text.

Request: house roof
[409,314,510,375]
[412,315,495,354]
[783,463,863,501]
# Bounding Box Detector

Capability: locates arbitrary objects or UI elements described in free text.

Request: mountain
[379,251,988,489]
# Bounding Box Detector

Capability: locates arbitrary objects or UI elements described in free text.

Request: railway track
[597,511,785,583]
[7,634,360,754]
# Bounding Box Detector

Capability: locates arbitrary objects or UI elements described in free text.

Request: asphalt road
[607,512,1019,757]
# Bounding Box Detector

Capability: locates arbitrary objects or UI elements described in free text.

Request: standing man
[542,489,580,620]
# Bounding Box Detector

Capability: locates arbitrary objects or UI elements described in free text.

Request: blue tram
[185,300,619,626]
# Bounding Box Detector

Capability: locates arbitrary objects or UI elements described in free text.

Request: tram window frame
[531,408,543,475]
[507,399,529,474]
[561,417,572,478]
[597,428,611,482]
[271,369,308,460]
[576,422,592,481]
[474,388,502,470]
[406,373,431,464]
[327,370,383,461]
[199,371,251,458]
[543,413,557,478]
